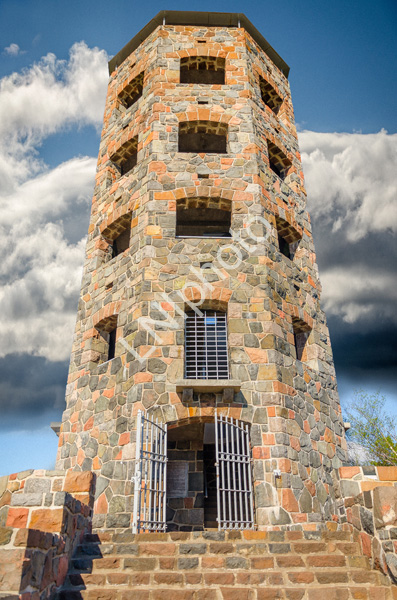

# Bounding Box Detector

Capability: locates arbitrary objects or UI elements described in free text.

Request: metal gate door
[215,413,254,530]
[132,410,167,533]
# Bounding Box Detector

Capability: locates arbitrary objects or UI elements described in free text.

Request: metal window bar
[215,413,254,530]
[185,311,229,379]
[132,410,167,533]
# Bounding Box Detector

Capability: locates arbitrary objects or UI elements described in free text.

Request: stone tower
[56,10,348,532]
[2,12,396,599]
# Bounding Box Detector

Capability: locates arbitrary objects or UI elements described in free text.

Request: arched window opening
[275,216,301,260]
[179,121,227,154]
[112,228,130,258]
[102,214,132,259]
[119,72,144,109]
[185,310,229,380]
[180,57,225,85]
[259,76,283,114]
[292,318,311,362]
[176,197,231,238]
[267,140,291,180]
[95,315,118,363]
[110,136,138,176]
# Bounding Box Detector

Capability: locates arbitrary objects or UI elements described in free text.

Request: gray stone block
[11,492,43,506]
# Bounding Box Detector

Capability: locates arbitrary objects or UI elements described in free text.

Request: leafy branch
[345,390,397,466]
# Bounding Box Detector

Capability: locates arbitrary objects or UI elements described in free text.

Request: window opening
[107,327,117,361]
[176,197,231,238]
[110,136,138,176]
[267,141,291,180]
[102,213,132,260]
[185,310,229,379]
[112,227,130,258]
[119,72,144,109]
[292,318,311,362]
[179,121,227,154]
[278,233,290,258]
[275,216,301,260]
[259,76,283,114]
[180,57,225,85]
[95,315,118,364]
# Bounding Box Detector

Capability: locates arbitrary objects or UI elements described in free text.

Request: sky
[0,0,396,476]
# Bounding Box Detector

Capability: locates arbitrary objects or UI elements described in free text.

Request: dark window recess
[176,199,231,238]
[275,216,301,260]
[179,121,227,153]
[119,153,137,175]
[267,141,291,180]
[112,227,131,258]
[95,315,118,364]
[108,328,117,361]
[259,76,283,114]
[269,157,283,178]
[180,57,225,85]
[110,136,138,177]
[185,310,229,379]
[179,132,226,153]
[292,319,311,362]
[119,72,144,109]
[278,233,291,259]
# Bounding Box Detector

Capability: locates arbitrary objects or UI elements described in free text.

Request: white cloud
[320,267,397,324]
[0,157,95,360]
[299,129,397,241]
[0,41,108,194]
[0,43,108,360]
[4,43,23,56]
[299,129,397,325]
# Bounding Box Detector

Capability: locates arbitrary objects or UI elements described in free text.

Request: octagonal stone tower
[56,10,348,531]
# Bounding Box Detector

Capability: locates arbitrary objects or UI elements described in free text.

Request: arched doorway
[132,412,254,532]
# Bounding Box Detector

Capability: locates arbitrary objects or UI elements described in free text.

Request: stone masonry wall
[336,465,397,583]
[56,21,347,531]
[0,469,94,598]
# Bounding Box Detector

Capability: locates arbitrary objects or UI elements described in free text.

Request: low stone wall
[337,465,397,583]
[0,469,94,598]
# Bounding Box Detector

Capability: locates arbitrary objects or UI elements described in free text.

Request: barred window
[185,311,229,379]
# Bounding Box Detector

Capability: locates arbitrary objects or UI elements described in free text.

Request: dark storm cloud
[0,354,68,431]
[329,317,397,373]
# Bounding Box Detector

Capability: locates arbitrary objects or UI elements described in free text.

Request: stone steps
[56,529,396,600]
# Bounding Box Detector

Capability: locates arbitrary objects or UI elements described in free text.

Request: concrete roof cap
[108,10,289,77]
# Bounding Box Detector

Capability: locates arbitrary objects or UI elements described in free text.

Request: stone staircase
[56,529,396,599]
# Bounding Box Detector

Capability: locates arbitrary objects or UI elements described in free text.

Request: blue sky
[0,0,396,475]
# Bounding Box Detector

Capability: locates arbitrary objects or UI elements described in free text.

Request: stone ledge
[175,379,241,393]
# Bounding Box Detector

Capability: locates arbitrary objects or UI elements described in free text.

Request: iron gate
[215,413,254,530]
[132,410,167,533]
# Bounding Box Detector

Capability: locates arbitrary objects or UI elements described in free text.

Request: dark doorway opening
[203,444,217,528]
[165,421,219,530]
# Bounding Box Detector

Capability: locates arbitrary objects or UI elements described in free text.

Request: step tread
[57,529,395,597]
